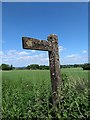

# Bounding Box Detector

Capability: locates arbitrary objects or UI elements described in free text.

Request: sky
[1,2,88,67]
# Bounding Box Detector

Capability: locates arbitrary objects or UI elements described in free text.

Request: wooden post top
[47,34,58,43]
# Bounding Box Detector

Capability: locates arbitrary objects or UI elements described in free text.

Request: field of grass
[2,68,89,119]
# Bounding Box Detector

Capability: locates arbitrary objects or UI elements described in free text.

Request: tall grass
[2,69,89,119]
[0,71,2,120]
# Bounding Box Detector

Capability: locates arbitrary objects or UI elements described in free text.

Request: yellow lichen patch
[26,40,32,47]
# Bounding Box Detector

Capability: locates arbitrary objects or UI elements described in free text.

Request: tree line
[26,64,49,70]
[0,64,49,70]
[0,64,15,70]
[0,63,90,70]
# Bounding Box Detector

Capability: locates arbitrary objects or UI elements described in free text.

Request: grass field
[2,68,89,119]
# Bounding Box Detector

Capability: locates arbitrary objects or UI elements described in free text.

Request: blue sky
[1,2,88,67]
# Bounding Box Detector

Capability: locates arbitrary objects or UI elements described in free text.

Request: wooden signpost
[22,34,61,105]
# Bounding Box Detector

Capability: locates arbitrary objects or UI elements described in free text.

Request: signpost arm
[22,37,52,51]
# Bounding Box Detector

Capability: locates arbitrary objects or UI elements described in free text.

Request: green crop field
[2,68,89,119]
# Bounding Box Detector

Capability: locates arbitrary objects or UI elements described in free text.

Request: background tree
[0,64,15,70]
[39,65,49,70]
[82,63,90,70]
[26,64,39,70]
[0,64,10,70]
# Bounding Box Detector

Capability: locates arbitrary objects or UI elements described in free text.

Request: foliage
[2,69,89,119]
[60,64,83,68]
[82,63,90,70]
[26,64,49,70]
[26,64,39,70]
[39,65,49,70]
[0,64,14,70]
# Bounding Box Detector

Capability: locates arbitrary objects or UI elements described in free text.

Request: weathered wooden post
[22,34,61,105]
[47,34,61,105]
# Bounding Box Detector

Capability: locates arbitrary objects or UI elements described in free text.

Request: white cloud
[31,50,35,53]
[0,51,4,56]
[0,49,88,67]
[61,53,88,65]
[18,51,30,55]
[41,58,49,61]
[59,46,65,52]
[0,51,3,54]
[17,56,32,60]
[82,50,87,53]
[0,50,49,67]
[65,54,82,62]
[66,54,79,59]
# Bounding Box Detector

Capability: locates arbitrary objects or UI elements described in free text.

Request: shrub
[82,63,90,70]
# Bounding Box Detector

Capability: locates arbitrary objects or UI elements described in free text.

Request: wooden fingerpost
[22,34,61,105]
[47,34,61,105]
